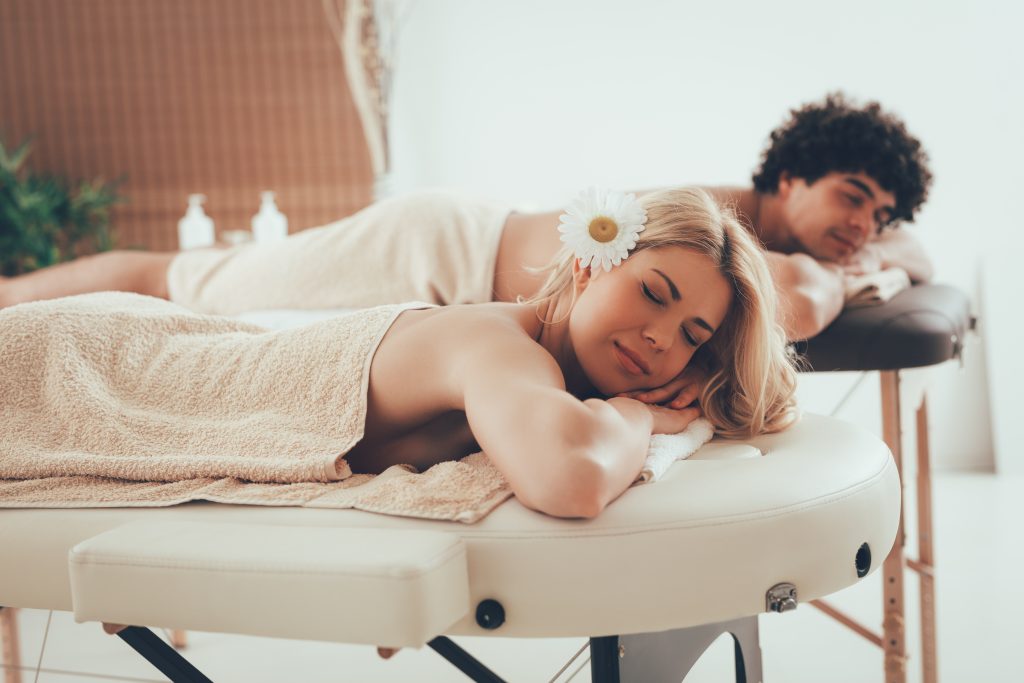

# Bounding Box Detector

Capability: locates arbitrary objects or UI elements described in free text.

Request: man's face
[778,172,897,262]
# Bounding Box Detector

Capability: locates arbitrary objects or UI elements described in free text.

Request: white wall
[388,0,1024,470]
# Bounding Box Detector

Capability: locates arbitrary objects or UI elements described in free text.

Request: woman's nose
[643,323,674,352]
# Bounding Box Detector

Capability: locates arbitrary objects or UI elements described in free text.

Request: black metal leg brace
[111,620,760,683]
[428,636,508,683]
[115,628,507,683]
[591,617,763,683]
[118,626,214,683]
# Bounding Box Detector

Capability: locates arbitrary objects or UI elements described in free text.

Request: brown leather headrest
[796,284,972,372]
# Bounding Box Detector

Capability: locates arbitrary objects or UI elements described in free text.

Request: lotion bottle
[251,191,288,244]
[177,194,215,250]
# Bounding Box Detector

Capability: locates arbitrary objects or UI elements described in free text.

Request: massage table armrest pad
[798,283,971,371]
[68,520,470,648]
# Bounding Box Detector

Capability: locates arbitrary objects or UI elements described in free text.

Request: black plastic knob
[475,599,505,630]
[856,542,872,578]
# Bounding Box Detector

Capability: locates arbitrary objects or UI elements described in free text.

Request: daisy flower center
[588,216,618,243]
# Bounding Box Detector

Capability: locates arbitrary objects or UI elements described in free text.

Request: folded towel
[637,418,715,483]
[843,267,911,308]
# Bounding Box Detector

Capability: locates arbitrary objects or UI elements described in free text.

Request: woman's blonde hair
[526,187,798,437]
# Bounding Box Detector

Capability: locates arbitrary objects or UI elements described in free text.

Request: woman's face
[569,245,733,396]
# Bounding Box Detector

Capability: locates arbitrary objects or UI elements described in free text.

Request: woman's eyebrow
[651,269,680,301]
[651,268,715,334]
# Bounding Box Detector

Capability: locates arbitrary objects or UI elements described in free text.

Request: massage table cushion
[799,283,972,371]
[70,522,469,648]
[0,414,898,647]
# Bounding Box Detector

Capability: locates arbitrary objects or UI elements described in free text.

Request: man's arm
[767,251,846,341]
[862,229,934,283]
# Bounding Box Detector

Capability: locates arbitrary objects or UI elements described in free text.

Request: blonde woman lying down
[0,188,797,519]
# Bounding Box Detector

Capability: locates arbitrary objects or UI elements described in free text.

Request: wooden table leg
[1,607,22,683]
[881,371,908,683]
[916,396,938,683]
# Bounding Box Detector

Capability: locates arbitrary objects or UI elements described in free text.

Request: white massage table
[0,310,902,683]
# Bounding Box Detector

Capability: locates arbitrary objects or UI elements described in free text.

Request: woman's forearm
[576,397,653,514]
[507,395,651,519]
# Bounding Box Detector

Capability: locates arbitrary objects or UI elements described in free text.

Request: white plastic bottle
[177,194,216,250]
[251,191,289,244]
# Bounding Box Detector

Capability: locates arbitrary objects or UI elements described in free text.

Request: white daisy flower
[557,187,647,272]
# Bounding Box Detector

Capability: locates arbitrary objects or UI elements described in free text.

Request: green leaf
[0,132,123,274]
[0,136,32,176]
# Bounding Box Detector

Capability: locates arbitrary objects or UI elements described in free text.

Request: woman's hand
[618,365,706,410]
[643,403,702,435]
[609,396,701,435]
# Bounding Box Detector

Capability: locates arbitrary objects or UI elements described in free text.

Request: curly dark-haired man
[714,92,933,339]
[1,94,932,349]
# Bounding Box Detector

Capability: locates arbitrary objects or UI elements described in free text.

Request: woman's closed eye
[643,282,700,347]
[641,281,663,305]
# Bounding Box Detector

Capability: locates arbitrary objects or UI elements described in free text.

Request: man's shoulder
[697,185,759,229]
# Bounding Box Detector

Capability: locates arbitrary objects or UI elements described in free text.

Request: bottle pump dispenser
[177,194,216,250]
[252,191,288,244]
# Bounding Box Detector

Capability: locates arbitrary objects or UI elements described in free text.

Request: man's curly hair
[752,93,932,224]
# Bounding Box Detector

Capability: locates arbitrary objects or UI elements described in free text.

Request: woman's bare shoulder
[388,302,543,345]
[370,302,558,411]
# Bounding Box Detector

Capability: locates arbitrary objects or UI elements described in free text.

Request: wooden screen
[0,0,373,251]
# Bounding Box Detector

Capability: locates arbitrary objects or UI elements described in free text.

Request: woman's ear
[571,259,592,296]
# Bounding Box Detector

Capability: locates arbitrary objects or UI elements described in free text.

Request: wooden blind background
[0,0,373,251]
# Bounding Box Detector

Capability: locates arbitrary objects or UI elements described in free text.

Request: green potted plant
[0,135,122,276]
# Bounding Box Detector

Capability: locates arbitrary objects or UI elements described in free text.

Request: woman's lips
[614,342,650,376]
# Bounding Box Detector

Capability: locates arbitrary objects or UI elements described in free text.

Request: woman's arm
[469,386,654,518]
[431,310,692,518]
[453,324,648,517]
[371,307,697,518]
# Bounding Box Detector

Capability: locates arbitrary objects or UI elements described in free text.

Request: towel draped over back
[0,293,512,523]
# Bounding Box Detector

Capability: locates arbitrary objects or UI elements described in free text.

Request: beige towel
[166,190,512,315]
[0,293,511,523]
[843,267,911,308]
[638,418,714,482]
